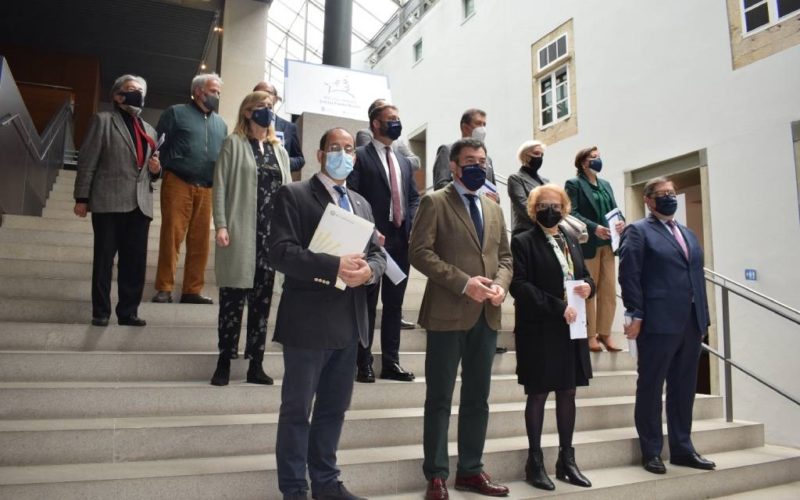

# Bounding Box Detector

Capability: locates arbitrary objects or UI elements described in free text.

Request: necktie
[465,194,483,246]
[667,220,689,259]
[386,146,402,228]
[333,185,351,211]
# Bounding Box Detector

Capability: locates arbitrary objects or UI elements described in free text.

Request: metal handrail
[1,102,72,161]
[704,269,800,325]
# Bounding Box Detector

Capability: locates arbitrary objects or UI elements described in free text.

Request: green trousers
[422,313,497,480]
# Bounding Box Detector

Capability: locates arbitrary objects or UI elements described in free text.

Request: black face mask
[119,90,144,108]
[536,207,562,228]
[526,156,543,172]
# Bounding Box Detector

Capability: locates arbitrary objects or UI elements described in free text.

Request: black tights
[524,388,577,450]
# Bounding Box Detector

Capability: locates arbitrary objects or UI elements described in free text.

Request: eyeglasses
[459,159,487,167]
[326,144,355,154]
[650,190,677,198]
[535,202,562,211]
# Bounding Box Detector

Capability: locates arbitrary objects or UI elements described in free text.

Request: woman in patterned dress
[209,91,292,386]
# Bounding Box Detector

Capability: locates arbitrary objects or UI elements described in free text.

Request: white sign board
[283,59,392,120]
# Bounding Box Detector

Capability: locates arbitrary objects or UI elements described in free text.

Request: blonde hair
[527,184,571,221]
[516,139,546,164]
[233,91,279,145]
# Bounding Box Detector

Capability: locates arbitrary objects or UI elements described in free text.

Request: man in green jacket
[152,73,228,305]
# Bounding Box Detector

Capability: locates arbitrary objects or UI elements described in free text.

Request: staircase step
[0,373,635,419]
[0,258,216,285]
[711,481,800,499]
[0,421,778,499]
[0,396,722,466]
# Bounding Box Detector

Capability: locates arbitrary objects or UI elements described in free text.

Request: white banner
[283,59,392,120]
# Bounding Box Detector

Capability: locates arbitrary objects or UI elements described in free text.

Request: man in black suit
[269,128,385,500]
[348,102,420,383]
[253,82,305,172]
[619,176,715,475]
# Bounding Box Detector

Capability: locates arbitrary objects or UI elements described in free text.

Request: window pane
[413,40,422,62]
[556,84,567,101]
[463,0,475,17]
[743,0,762,8]
[778,0,800,17]
[542,109,553,126]
[556,35,567,58]
[555,68,568,85]
[541,91,552,108]
[557,101,569,119]
[745,3,770,31]
[541,78,552,93]
[539,48,547,68]
[548,43,557,63]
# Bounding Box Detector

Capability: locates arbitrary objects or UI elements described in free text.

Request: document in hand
[605,208,624,252]
[565,280,587,339]
[153,133,166,155]
[308,203,375,290]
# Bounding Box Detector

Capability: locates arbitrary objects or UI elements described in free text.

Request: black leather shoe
[151,291,173,303]
[118,316,146,327]
[91,317,109,327]
[495,347,508,354]
[180,293,214,304]
[246,360,274,385]
[312,481,366,500]
[642,456,667,474]
[356,365,375,383]
[670,452,716,470]
[380,362,415,381]
[210,356,230,386]
[400,318,416,330]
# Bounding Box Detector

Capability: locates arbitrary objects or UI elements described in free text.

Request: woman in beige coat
[210,91,291,386]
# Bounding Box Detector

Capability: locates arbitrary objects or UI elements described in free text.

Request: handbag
[559,214,589,244]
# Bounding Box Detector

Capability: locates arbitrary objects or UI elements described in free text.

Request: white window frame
[538,64,570,130]
[463,0,476,20]
[740,0,800,37]
[537,34,568,71]
[412,38,423,64]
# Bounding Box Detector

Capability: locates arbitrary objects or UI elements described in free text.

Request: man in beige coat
[409,138,513,500]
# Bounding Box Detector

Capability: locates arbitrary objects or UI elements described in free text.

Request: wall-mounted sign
[283,59,392,120]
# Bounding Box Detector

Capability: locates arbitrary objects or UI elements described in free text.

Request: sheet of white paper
[628,338,638,359]
[381,247,407,285]
[565,280,587,339]
[308,203,375,290]
[477,179,498,196]
[605,208,624,252]
[275,130,285,146]
[153,133,166,154]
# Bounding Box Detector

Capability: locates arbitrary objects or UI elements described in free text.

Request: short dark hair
[460,108,486,126]
[643,176,675,198]
[368,103,398,132]
[449,138,487,163]
[318,127,352,150]
[574,146,598,173]
[367,99,388,121]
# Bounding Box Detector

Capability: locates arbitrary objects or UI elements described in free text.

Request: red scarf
[131,116,157,168]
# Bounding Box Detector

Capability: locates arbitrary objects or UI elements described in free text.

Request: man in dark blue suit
[348,102,420,383]
[619,176,715,475]
[269,128,385,500]
[254,81,305,172]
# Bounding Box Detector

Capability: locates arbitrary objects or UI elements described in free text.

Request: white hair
[516,139,547,164]
[111,74,147,99]
[191,73,223,95]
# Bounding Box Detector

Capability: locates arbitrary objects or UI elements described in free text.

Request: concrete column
[218,0,269,129]
[322,0,352,68]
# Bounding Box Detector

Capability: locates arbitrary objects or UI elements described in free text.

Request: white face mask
[471,126,486,142]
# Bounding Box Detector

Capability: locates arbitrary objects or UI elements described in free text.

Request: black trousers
[357,225,410,369]
[91,209,150,320]
[217,267,275,362]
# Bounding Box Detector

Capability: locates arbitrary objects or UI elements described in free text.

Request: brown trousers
[584,244,617,338]
[154,171,212,294]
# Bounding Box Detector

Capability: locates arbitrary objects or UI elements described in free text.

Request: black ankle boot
[210,356,231,386]
[525,448,555,490]
[555,446,591,487]
[246,359,274,385]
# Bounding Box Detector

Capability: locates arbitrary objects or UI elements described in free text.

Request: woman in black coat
[509,184,595,491]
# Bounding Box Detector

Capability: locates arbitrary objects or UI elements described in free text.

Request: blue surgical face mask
[325,150,354,180]
[251,107,273,128]
[589,158,603,172]
[654,194,678,216]
[382,120,403,140]
[459,164,487,192]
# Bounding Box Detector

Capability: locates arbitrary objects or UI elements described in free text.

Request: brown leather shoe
[598,335,622,352]
[588,336,603,352]
[425,477,448,500]
[454,472,509,496]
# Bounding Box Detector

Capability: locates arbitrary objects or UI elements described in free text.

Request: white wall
[371,0,800,446]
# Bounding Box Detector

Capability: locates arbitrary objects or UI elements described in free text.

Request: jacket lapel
[444,184,481,249]
[648,216,688,262]
[111,111,137,161]
[577,175,601,217]
[310,175,334,210]
[367,142,391,191]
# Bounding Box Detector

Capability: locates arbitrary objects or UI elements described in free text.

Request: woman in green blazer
[564,146,625,353]
[209,91,292,386]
